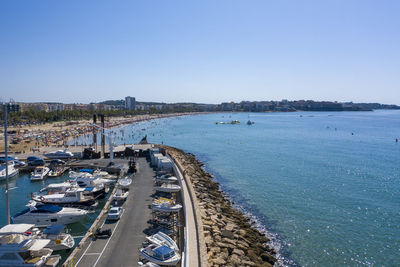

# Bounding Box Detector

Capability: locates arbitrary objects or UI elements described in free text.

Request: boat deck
[72,157,155,267]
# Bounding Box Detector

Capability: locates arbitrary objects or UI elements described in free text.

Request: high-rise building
[125,96,136,110]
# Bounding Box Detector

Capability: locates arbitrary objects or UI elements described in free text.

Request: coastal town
[0,107,277,267]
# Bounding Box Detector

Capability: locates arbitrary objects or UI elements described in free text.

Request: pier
[70,157,154,267]
[58,146,205,267]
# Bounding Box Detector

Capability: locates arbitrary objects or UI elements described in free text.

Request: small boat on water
[112,189,129,201]
[154,183,181,193]
[156,175,178,183]
[32,187,96,206]
[145,231,179,252]
[247,120,255,125]
[48,167,68,177]
[41,224,75,251]
[139,244,181,266]
[0,162,19,180]
[44,149,73,159]
[11,201,89,227]
[0,224,61,266]
[118,177,132,189]
[38,181,106,200]
[30,166,50,181]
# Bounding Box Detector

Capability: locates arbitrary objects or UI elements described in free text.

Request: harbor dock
[59,146,205,267]
[70,157,155,267]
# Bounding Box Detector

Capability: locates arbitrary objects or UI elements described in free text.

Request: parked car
[28,159,45,166]
[107,207,123,221]
[27,156,42,162]
[50,159,66,165]
[13,160,26,167]
[0,156,17,164]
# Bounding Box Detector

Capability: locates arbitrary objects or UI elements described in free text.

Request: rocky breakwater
[163,146,277,267]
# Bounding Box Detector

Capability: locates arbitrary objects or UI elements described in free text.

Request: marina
[0,141,208,267]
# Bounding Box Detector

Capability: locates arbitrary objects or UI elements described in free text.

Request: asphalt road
[75,157,155,267]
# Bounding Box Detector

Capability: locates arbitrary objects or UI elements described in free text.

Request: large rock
[221,229,234,239]
[232,248,245,257]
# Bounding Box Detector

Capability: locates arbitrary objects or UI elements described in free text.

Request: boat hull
[139,250,180,266]
[12,213,87,227]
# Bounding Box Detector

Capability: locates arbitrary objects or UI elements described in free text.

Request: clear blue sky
[1,0,399,104]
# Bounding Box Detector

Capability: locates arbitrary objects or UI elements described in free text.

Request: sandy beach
[0,112,199,155]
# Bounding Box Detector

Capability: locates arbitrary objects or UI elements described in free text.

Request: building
[125,96,136,110]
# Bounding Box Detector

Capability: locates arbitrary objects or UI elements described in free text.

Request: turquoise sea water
[3,110,399,266]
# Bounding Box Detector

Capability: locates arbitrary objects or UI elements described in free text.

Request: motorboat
[146,231,179,252]
[156,175,178,183]
[139,244,181,266]
[112,189,129,201]
[0,224,61,267]
[70,171,114,187]
[32,187,96,206]
[48,167,68,177]
[118,177,132,189]
[12,201,89,227]
[40,224,75,251]
[154,183,181,193]
[30,166,50,181]
[39,181,106,199]
[0,161,19,180]
[247,120,255,125]
[152,202,182,213]
[44,149,73,159]
[0,223,74,252]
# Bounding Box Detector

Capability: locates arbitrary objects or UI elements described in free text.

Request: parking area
[74,157,155,267]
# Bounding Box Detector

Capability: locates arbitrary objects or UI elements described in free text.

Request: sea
[2,110,400,266]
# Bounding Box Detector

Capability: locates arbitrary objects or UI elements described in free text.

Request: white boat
[0,162,19,180]
[0,224,61,267]
[152,202,182,213]
[12,201,89,227]
[156,175,178,183]
[154,183,181,193]
[48,167,68,177]
[30,167,50,181]
[112,189,129,201]
[138,262,160,267]
[0,223,74,252]
[32,187,96,206]
[41,224,75,251]
[146,232,179,252]
[44,149,73,159]
[139,244,181,266]
[118,177,132,189]
[70,171,114,187]
[40,181,106,199]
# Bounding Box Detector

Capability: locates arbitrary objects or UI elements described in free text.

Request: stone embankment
[164,146,277,267]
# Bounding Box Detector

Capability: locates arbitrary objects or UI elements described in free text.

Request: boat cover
[80,169,94,174]
[153,245,174,260]
[29,239,51,251]
[0,223,34,234]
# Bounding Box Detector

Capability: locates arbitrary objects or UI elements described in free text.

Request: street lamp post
[3,104,10,224]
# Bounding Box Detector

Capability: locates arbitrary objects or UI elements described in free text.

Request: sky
[0,0,399,104]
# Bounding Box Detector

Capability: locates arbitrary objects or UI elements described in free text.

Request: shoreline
[163,145,277,267]
[0,112,208,155]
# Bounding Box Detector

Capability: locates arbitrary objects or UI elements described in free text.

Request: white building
[125,96,136,110]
